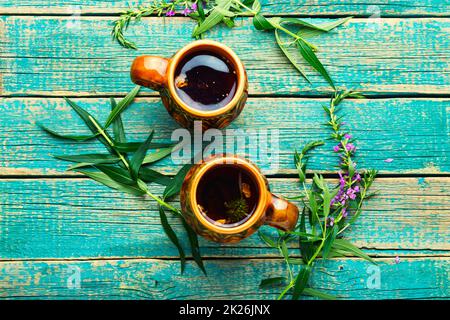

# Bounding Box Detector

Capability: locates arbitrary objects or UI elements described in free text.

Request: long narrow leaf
[110,98,127,143]
[114,141,175,153]
[274,30,310,83]
[54,154,120,163]
[259,277,287,289]
[142,146,176,165]
[75,169,144,196]
[163,164,192,199]
[303,288,336,300]
[64,97,114,152]
[182,219,206,275]
[332,239,375,264]
[104,85,141,129]
[297,39,335,89]
[299,17,352,39]
[192,0,232,37]
[130,130,154,178]
[159,206,186,273]
[37,122,98,141]
[292,265,311,300]
[96,165,135,185]
[139,167,173,186]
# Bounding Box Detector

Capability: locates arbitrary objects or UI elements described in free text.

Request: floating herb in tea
[196,165,257,226]
[259,90,377,300]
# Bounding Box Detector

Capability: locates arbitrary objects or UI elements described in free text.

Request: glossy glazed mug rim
[188,155,268,235]
[166,40,246,119]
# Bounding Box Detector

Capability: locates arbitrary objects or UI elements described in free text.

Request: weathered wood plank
[1,17,448,96]
[0,177,448,260]
[1,97,448,175]
[0,257,448,299]
[0,0,448,16]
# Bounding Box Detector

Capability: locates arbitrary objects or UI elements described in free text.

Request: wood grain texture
[1,97,448,175]
[0,0,448,16]
[1,177,448,260]
[0,257,448,299]
[1,17,449,96]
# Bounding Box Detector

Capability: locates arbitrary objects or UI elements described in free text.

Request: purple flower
[344,133,352,139]
[165,10,175,16]
[327,217,335,227]
[352,173,361,182]
[395,256,400,264]
[182,7,192,15]
[353,185,360,193]
[333,145,340,152]
[346,187,358,200]
[191,2,198,10]
[338,172,345,187]
[345,143,356,152]
[342,207,348,218]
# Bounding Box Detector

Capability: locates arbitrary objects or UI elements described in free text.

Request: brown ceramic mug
[130,40,248,129]
[180,155,299,243]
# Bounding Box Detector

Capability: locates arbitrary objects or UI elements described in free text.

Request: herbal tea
[196,165,258,226]
[174,51,237,111]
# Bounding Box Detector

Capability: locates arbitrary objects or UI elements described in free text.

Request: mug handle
[264,193,299,231]
[130,55,170,91]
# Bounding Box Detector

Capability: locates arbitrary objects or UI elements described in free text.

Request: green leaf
[252,0,261,13]
[113,141,175,153]
[281,18,330,31]
[110,98,127,143]
[104,85,141,129]
[258,230,277,248]
[64,97,114,153]
[332,239,375,264]
[303,288,336,300]
[130,130,154,179]
[292,264,311,300]
[299,17,352,39]
[54,154,120,164]
[37,122,98,141]
[192,0,232,37]
[75,169,144,196]
[280,240,289,261]
[274,29,310,83]
[139,167,173,186]
[299,207,314,263]
[159,206,186,273]
[259,277,287,289]
[163,164,192,199]
[96,165,135,185]
[322,226,338,259]
[142,146,176,165]
[297,39,335,89]
[182,219,207,275]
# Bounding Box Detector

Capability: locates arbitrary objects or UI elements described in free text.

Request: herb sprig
[259,91,377,300]
[111,0,351,88]
[38,86,206,275]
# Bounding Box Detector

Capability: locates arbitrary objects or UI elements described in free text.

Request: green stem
[144,188,180,214]
[89,115,130,170]
[234,0,258,15]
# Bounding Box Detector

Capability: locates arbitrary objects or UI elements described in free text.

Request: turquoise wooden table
[0,0,449,299]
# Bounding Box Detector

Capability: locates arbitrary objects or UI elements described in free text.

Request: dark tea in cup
[196,165,258,227]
